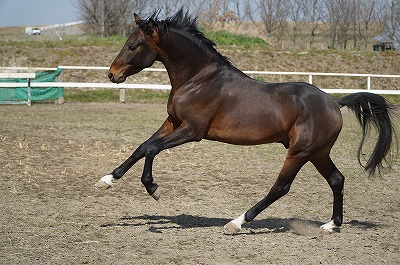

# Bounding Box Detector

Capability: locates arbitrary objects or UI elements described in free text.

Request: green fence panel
[0,69,63,102]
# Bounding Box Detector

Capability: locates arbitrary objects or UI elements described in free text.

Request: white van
[25,27,41,35]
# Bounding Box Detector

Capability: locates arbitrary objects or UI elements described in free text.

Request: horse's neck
[159,30,215,89]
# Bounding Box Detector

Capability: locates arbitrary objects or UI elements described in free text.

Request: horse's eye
[129,44,138,51]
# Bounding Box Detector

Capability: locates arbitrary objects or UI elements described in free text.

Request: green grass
[206,30,270,48]
[64,89,169,103]
[0,30,269,49]
[383,94,400,105]
[65,89,119,102]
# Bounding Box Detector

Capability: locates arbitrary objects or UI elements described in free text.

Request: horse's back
[258,81,341,119]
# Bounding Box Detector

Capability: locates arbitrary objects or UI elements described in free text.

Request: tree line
[75,0,400,50]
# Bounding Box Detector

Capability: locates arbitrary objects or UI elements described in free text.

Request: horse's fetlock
[141,174,153,186]
[333,217,342,227]
[112,169,123,179]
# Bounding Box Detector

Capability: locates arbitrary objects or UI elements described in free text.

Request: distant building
[373,26,400,51]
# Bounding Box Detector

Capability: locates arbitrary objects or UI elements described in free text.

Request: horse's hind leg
[311,154,345,233]
[224,154,308,235]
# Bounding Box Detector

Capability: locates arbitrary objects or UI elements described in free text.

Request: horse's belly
[204,94,295,145]
[205,122,288,145]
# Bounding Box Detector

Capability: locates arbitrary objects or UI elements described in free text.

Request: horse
[96,9,397,235]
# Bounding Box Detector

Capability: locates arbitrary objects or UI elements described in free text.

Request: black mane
[146,9,232,65]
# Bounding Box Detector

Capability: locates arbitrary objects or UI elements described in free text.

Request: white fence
[1,66,400,104]
[59,66,400,95]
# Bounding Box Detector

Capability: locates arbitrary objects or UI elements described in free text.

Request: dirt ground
[0,102,399,264]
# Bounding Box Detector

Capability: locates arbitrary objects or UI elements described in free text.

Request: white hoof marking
[95,174,115,189]
[320,220,337,233]
[224,213,247,235]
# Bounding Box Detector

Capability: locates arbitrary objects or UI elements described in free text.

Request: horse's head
[108,14,161,83]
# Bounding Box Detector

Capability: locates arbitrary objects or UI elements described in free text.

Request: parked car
[25,27,41,35]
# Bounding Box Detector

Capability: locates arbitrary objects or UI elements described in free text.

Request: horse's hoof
[95,180,111,189]
[320,220,338,233]
[224,221,241,235]
[150,188,161,201]
[95,174,114,189]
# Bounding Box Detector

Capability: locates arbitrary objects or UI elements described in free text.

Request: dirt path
[1,103,399,264]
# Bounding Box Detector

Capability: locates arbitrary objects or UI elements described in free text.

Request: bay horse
[96,10,397,234]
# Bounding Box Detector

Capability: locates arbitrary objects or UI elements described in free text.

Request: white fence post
[27,78,31,106]
[367,76,371,90]
[56,71,64,104]
[119,88,126,103]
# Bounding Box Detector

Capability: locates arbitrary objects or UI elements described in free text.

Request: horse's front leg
[140,125,200,200]
[95,118,174,189]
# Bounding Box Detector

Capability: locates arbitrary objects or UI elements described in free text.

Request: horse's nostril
[108,72,114,80]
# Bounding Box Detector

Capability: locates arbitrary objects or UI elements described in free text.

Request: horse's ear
[134,13,155,35]
[134,13,142,25]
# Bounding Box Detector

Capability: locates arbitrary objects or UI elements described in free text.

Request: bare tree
[384,0,400,49]
[303,0,323,48]
[286,0,305,48]
[74,0,396,50]
[242,0,260,23]
[337,0,355,49]
[198,0,239,28]
[323,0,355,49]
[75,0,161,36]
[353,0,376,49]
[75,0,128,36]
[258,0,288,43]
[155,0,190,17]
[132,0,157,16]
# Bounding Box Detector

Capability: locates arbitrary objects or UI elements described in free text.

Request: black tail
[338,92,398,176]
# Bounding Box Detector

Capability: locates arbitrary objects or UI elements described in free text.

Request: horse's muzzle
[108,72,125,83]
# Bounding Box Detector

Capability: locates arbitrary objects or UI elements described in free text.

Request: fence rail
[1,66,400,104]
[1,82,398,95]
[56,65,400,94]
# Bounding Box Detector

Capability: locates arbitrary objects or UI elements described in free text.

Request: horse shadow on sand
[100,214,378,236]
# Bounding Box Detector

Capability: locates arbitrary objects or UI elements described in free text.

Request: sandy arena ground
[1,103,399,264]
